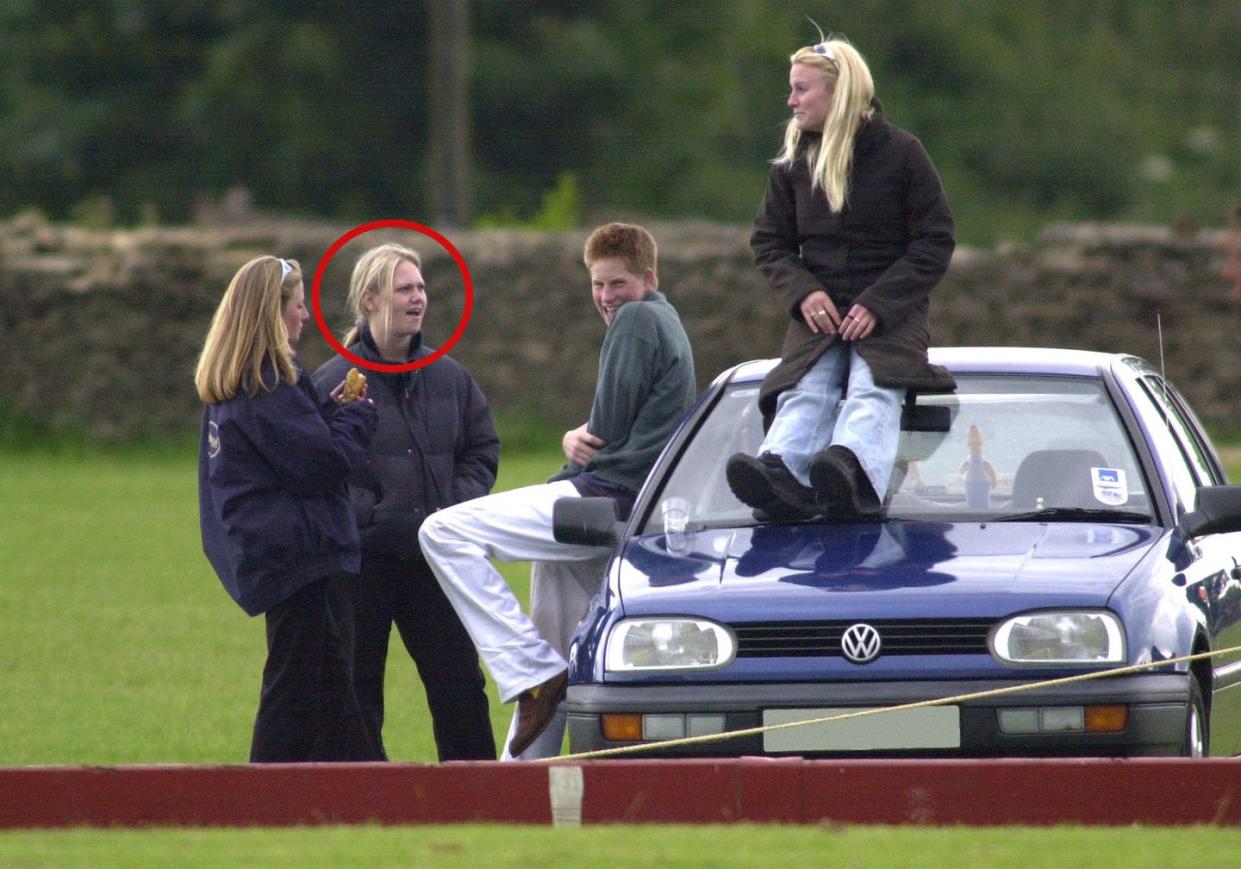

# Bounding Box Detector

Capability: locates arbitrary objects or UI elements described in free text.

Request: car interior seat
[1009,449,1108,509]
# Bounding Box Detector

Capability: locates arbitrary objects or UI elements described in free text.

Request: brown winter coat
[751,104,957,422]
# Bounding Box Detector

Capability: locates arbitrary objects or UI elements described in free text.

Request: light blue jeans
[760,343,905,498]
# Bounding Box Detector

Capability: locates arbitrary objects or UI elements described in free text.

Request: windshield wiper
[993,507,1153,524]
[744,513,890,528]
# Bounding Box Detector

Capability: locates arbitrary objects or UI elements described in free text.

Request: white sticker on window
[1091,467,1128,505]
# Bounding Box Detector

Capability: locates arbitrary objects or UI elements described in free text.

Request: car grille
[730,618,994,658]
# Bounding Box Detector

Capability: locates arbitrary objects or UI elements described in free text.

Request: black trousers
[250,573,383,763]
[352,553,496,761]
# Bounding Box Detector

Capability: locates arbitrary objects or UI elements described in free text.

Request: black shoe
[809,445,883,518]
[727,452,820,519]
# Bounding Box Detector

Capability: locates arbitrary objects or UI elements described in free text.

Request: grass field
[3,824,1241,867]
[4,441,1241,862]
[0,444,562,766]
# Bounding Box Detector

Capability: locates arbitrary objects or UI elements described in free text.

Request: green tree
[0,1,1238,243]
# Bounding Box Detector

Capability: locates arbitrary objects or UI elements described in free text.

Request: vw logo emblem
[841,623,881,664]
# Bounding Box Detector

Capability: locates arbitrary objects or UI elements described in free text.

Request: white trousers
[418,480,610,758]
[500,556,608,760]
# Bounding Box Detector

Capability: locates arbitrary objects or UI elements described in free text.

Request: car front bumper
[565,674,1191,758]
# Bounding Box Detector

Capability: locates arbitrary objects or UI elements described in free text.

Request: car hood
[615,521,1166,621]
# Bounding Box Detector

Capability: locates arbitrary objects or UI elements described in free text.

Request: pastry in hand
[342,367,367,401]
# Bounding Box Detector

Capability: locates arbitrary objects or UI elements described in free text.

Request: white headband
[277,258,294,282]
[811,43,837,65]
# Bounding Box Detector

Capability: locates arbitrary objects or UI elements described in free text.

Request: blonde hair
[194,256,302,404]
[341,243,423,347]
[775,38,875,214]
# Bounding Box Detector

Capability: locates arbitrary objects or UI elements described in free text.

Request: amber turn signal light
[1084,705,1128,733]
[600,714,643,742]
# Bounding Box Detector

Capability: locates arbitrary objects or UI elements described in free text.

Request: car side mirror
[553,496,623,547]
[1180,485,1241,538]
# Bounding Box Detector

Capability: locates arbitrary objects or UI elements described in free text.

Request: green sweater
[550,290,696,493]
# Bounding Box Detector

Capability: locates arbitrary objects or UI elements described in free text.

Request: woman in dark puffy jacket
[313,243,500,761]
[727,37,956,520]
[196,254,380,762]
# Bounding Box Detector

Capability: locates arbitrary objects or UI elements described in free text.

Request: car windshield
[642,374,1153,532]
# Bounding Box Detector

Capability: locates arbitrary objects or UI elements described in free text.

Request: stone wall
[1,214,1238,441]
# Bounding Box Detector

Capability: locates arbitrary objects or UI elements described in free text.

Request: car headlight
[991,610,1125,665]
[605,618,736,672]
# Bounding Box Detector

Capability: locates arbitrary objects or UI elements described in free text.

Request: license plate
[762,706,960,752]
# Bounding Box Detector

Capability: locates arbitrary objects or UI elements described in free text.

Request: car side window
[1164,382,1226,486]
[1137,377,1221,485]
[1132,377,1204,510]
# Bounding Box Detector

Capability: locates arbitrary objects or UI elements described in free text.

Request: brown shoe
[508,669,568,757]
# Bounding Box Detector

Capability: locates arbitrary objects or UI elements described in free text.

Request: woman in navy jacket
[196,255,380,762]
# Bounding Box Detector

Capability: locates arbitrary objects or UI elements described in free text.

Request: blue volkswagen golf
[558,348,1241,757]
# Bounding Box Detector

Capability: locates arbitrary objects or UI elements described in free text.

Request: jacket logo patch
[207,421,221,459]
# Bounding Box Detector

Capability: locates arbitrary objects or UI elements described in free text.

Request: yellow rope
[539,644,1241,762]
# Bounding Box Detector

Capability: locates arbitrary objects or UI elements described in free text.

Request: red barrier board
[2,759,1238,828]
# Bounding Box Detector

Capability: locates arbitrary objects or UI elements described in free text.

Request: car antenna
[1157,310,1171,432]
